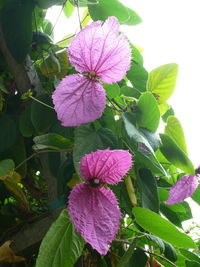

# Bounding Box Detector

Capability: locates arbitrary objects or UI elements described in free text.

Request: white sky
[46,0,200,224]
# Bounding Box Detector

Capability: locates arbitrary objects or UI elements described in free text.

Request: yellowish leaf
[0,241,25,263]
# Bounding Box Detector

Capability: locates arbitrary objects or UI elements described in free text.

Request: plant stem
[29,95,54,110]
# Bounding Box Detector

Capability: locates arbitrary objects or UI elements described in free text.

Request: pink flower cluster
[52,17,131,126]
[68,149,132,255]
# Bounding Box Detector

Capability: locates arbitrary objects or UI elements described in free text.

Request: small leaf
[36,210,85,267]
[165,116,188,155]
[63,0,75,18]
[88,0,142,26]
[133,207,196,249]
[4,180,29,211]
[0,159,15,180]
[33,133,72,150]
[163,241,178,262]
[160,134,195,175]
[148,63,178,104]
[136,92,160,132]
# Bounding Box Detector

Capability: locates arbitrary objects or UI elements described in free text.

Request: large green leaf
[103,83,120,99]
[133,207,196,249]
[180,249,200,263]
[136,92,160,132]
[73,124,117,173]
[191,184,200,205]
[36,210,84,267]
[19,105,35,137]
[137,168,159,213]
[0,115,18,153]
[147,63,178,104]
[31,94,57,133]
[33,133,72,150]
[159,134,195,175]
[165,116,188,155]
[0,159,15,180]
[88,0,142,25]
[1,0,35,63]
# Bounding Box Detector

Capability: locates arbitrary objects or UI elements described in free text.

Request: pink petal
[164,175,199,205]
[80,149,132,184]
[68,16,131,84]
[52,74,106,126]
[68,183,121,255]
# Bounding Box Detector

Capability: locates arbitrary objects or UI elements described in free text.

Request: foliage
[0,0,199,266]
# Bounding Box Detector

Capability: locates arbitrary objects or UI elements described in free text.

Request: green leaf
[0,115,18,153]
[120,85,141,99]
[146,234,165,253]
[31,94,57,133]
[191,184,200,205]
[159,134,195,175]
[73,124,117,173]
[163,241,178,262]
[165,116,188,155]
[36,210,84,267]
[180,249,200,264]
[186,260,200,267]
[99,107,117,134]
[126,248,148,267]
[88,0,142,25]
[147,63,178,104]
[136,92,160,132]
[122,112,168,176]
[1,0,35,63]
[19,105,35,137]
[37,0,65,8]
[33,133,72,150]
[127,63,148,92]
[0,159,15,180]
[132,207,196,249]
[103,83,120,99]
[116,239,138,267]
[160,205,183,228]
[137,168,159,213]
[63,0,75,18]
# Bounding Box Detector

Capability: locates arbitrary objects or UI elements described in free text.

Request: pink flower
[164,174,199,205]
[68,149,132,255]
[52,17,131,126]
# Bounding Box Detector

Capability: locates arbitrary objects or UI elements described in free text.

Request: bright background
[46,0,200,225]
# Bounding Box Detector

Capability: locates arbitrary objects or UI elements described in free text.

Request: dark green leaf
[1,0,35,62]
[37,0,65,8]
[163,241,178,262]
[159,134,195,175]
[127,63,148,92]
[165,116,188,155]
[19,105,35,137]
[137,168,159,213]
[126,248,148,267]
[73,124,117,173]
[160,205,183,228]
[36,210,85,267]
[147,63,178,104]
[133,207,196,249]
[99,107,117,134]
[31,94,57,133]
[88,0,142,26]
[116,239,138,267]
[0,115,18,153]
[136,92,160,132]
[146,234,165,253]
[33,133,72,150]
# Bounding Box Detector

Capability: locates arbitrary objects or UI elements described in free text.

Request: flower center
[89,178,100,188]
[87,71,97,80]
